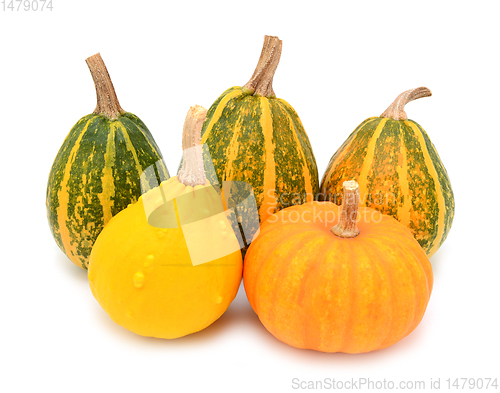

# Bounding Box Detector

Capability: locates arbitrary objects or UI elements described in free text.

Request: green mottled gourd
[200,36,319,234]
[320,87,454,257]
[46,53,167,269]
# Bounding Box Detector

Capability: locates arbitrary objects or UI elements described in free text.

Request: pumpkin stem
[380,87,432,121]
[243,35,282,97]
[177,105,208,187]
[331,180,360,238]
[85,53,125,120]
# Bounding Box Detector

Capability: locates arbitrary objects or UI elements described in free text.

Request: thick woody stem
[177,105,208,187]
[243,35,273,92]
[243,35,282,97]
[85,53,125,120]
[331,180,360,238]
[380,87,432,121]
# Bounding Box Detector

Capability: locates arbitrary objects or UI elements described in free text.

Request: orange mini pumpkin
[243,180,433,353]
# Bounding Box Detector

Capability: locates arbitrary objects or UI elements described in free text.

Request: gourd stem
[331,180,360,238]
[177,105,208,187]
[380,87,432,121]
[243,35,282,97]
[85,53,125,120]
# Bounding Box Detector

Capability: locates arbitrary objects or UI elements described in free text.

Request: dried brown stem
[85,53,125,120]
[380,87,432,121]
[243,35,282,97]
[331,180,360,238]
[177,105,208,187]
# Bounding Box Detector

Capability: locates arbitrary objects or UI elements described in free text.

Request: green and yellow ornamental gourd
[201,36,319,226]
[46,53,167,269]
[320,87,454,257]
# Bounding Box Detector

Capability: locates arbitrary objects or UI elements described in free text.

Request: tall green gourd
[46,53,168,269]
[200,36,319,234]
[320,87,454,256]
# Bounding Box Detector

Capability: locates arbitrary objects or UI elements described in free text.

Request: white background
[1,1,499,392]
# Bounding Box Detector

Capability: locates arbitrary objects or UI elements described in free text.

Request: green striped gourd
[46,53,168,270]
[200,36,319,233]
[320,87,454,257]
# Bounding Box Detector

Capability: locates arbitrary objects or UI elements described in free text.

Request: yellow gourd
[88,106,243,339]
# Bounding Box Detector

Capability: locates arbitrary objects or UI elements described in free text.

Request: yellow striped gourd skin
[320,117,454,257]
[201,86,319,227]
[46,112,167,269]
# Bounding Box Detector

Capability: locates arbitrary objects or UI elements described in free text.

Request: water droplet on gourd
[145,255,154,267]
[158,229,168,238]
[144,255,154,272]
[215,295,222,304]
[133,271,145,288]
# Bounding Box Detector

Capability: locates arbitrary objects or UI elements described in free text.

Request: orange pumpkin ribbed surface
[243,180,433,353]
